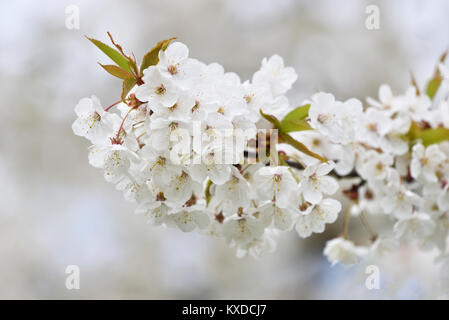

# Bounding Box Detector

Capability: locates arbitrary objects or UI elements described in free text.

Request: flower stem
[341,203,352,239]
[359,211,378,242]
[104,100,122,112]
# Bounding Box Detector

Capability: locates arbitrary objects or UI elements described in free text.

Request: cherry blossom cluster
[73,40,341,258]
[294,62,449,276]
[73,36,449,280]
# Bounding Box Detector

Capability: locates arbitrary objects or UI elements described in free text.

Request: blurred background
[1,0,448,299]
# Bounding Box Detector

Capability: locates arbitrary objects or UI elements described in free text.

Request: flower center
[156,192,166,201]
[192,100,200,113]
[365,189,374,200]
[375,162,383,172]
[168,65,178,75]
[299,202,310,211]
[317,114,329,124]
[155,84,166,95]
[421,157,429,166]
[367,123,377,131]
[169,103,178,112]
[169,122,179,131]
[93,111,101,121]
[215,212,224,223]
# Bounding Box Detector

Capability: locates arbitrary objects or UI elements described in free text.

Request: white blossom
[72,96,120,144]
[411,142,446,183]
[394,213,436,240]
[252,54,297,96]
[324,237,368,266]
[301,161,339,204]
[135,67,179,107]
[253,166,298,208]
[309,93,363,144]
[295,198,341,238]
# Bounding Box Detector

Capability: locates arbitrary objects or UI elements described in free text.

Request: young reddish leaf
[121,78,137,102]
[98,64,135,80]
[410,72,421,95]
[86,36,132,72]
[425,51,447,99]
[140,37,176,76]
[106,32,139,76]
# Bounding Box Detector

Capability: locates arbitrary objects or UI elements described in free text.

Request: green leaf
[121,78,137,102]
[426,78,442,100]
[404,121,422,142]
[280,132,327,162]
[86,36,131,72]
[283,104,311,122]
[425,51,447,100]
[259,110,282,129]
[419,127,449,146]
[98,64,134,80]
[140,37,176,76]
[281,119,312,133]
[280,104,312,132]
[204,179,213,207]
[260,109,326,162]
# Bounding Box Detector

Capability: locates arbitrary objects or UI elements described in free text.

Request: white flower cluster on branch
[73,36,449,278]
[296,60,449,271]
